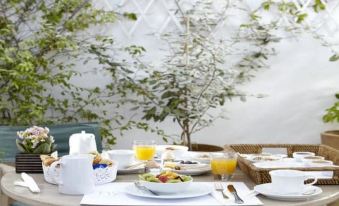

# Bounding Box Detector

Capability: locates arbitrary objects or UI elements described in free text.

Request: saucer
[254,183,322,201]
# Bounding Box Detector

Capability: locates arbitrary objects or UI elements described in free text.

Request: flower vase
[15,153,45,173]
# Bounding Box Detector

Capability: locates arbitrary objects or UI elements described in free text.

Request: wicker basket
[226,144,339,185]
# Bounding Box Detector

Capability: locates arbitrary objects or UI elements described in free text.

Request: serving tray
[226,144,339,185]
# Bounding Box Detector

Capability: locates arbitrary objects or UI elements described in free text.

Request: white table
[1,169,339,206]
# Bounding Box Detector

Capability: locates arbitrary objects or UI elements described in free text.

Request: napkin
[14,173,40,193]
[80,182,263,206]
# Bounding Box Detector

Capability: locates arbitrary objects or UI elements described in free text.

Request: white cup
[269,170,317,194]
[292,152,315,162]
[107,150,134,170]
[54,154,95,195]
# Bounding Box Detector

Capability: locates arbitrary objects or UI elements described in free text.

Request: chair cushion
[11,201,30,206]
[0,123,102,163]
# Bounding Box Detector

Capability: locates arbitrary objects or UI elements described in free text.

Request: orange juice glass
[133,140,156,161]
[210,152,237,181]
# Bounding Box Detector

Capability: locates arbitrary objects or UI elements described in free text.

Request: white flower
[50,136,55,143]
[32,141,39,149]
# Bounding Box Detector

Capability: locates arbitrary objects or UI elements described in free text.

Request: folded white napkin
[14,173,40,193]
[80,182,263,206]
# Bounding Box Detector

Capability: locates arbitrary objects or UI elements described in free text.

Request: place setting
[80,144,264,205]
[253,170,323,201]
[3,127,339,206]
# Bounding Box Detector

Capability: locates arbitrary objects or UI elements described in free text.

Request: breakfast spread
[41,154,60,167]
[139,171,192,183]
[91,152,113,168]
[41,152,114,168]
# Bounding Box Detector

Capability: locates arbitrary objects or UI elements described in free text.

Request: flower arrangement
[16,126,56,154]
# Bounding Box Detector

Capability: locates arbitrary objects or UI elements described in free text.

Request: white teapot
[69,131,97,155]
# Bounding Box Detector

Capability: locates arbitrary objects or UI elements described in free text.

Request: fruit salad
[139,171,192,183]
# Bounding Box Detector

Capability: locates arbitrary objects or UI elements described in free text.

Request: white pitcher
[56,154,95,195]
[69,131,97,155]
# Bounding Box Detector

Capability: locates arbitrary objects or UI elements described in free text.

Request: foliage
[111,0,287,148]
[105,0,334,148]
[323,94,339,123]
[16,126,55,154]
[0,0,139,145]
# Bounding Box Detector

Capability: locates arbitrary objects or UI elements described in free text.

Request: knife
[21,173,40,193]
[227,184,244,204]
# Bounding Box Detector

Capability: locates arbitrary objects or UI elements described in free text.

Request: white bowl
[156,145,188,158]
[292,152,315,162]
[106,149,134,170]
[141,179,193,194]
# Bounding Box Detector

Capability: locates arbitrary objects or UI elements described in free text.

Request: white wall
[87,0,339,149]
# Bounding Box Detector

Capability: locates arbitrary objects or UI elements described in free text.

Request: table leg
[1,193,14,206]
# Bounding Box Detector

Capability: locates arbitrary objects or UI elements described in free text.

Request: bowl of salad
[138,171,193,194]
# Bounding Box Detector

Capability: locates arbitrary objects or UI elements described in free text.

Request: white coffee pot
[51,154,95,195]
[69,131,97,155]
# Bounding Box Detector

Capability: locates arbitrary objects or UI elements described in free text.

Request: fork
[214,182,229,199]
[134,182,159,196]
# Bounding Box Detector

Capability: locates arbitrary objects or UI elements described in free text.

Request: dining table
[1,167,339,206]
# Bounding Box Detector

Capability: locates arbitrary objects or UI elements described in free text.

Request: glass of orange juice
[133,140,156,161]
[210,152,237,181]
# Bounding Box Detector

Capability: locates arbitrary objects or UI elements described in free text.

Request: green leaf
[262,2,271,10]
[16,140,26,153]
[33,143,52,154]
[123,12,137,20]
[296,13,308,23]
[329,54,339,62]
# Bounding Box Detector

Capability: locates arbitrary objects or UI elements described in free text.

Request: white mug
[269,170,317,194]
[53,154,95,195]
[69,131,97,155]
[292,152,315,162]
[107,150,134,170]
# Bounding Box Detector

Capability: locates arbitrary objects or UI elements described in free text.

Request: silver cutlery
[134,182,159,196]
[227,184,244,204]
[214,182,229,199]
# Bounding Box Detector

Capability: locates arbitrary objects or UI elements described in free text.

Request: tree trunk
[181,119,192,150]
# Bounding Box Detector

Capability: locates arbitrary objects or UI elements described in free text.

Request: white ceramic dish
[301,156,325,163]
[156,145,188,158]
[105,150,134,170]
[140,179,193,194]
[254,183,322,201]
[126,182,212,199]
[184,152,211,164]
[171,167,211,176]
[165,163,211,176]
[293,152,315,162]
[118,167,146,174]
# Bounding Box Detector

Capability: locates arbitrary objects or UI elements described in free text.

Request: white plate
[254,183,322,201]
[125,182,213,199]
[118,167,146,174]
[184,152,211,164]
[171,167,211,176]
